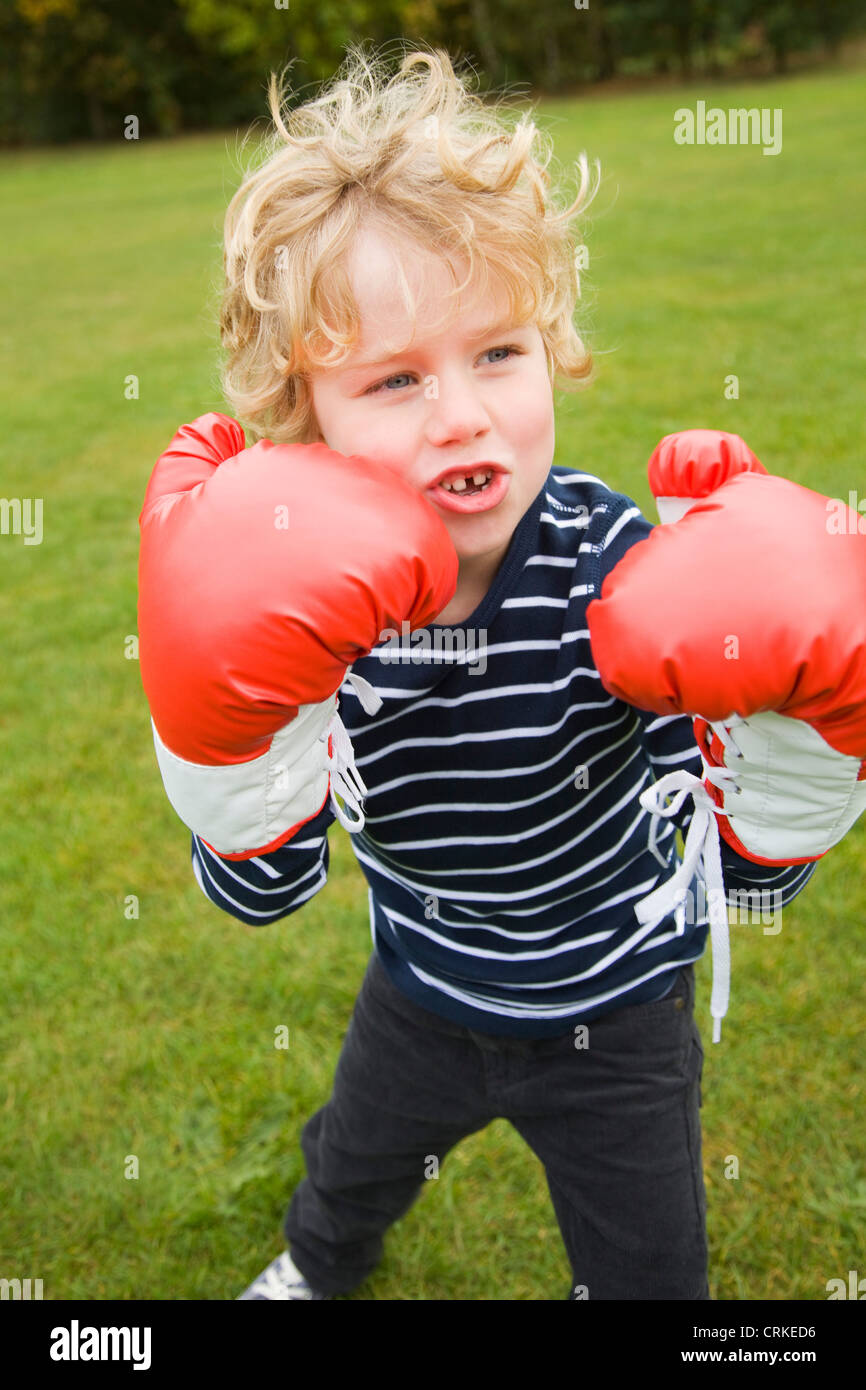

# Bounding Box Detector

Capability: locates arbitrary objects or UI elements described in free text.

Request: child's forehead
[345,222,527,345]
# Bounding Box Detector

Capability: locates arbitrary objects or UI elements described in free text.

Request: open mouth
[439,469,494,497]
[429,466,509,514]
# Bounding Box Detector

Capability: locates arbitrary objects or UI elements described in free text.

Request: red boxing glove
[588,430,866,1040]
[138,413,458,858]
[588,432,866,860]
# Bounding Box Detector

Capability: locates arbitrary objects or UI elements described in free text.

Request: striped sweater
[191,466,815,1038]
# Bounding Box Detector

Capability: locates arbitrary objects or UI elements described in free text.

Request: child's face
[307,223,555,581]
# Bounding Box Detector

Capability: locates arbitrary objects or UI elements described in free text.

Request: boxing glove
[138,413,458,858]
[588,431,866,1039]
[588,432,866,864]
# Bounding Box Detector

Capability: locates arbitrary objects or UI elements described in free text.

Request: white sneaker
[236,1249,330,1300]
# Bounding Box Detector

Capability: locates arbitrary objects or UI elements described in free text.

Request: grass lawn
[1,59,864,1302]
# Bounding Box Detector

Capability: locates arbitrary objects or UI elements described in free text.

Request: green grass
[1,63,864,1302]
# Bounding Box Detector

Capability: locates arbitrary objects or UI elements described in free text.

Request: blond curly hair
[219,40,598,444]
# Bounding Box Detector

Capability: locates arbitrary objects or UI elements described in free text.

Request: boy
[140,44,819,1300]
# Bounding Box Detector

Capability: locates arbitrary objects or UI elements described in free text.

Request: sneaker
[236,1249,331,1300]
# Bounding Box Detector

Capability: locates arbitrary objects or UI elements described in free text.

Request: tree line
[1,0,862,146]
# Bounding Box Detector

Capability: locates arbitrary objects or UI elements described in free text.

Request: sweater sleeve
[190,797,337,926]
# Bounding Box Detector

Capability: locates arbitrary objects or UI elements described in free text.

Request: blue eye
[367,373,413,395]
[363,345,524,395]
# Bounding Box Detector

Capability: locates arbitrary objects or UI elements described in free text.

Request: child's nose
[424,370,491,445]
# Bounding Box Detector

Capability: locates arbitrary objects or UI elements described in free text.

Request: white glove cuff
[152,698,338,857]
[701,711,866,860]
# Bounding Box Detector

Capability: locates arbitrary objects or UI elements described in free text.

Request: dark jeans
[284,950,708,1299]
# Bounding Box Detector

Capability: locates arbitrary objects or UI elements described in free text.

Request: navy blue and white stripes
[191,467,814,1037]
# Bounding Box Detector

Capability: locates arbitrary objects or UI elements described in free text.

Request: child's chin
[451,523,514,564]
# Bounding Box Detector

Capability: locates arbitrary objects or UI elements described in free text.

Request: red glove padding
[138,413,458,856]
[589,469,866,759]
[648,428,766,523]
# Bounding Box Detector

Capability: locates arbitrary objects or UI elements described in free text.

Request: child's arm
[137,412,457,860]
[587,432,865,1039]
[189,800,336,927]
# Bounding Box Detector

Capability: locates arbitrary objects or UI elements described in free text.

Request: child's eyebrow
[347,318,530,372]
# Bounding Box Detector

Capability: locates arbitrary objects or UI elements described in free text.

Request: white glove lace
[701,715,745,797]
[634,763,732,1044]
[319,670,383,833]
